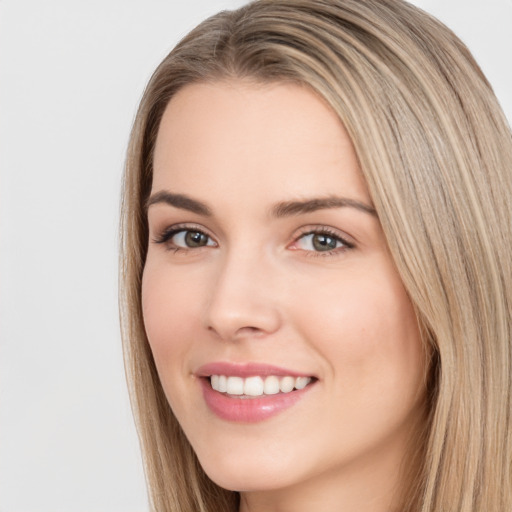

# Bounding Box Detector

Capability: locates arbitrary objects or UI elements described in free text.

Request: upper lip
[196,361,314,378]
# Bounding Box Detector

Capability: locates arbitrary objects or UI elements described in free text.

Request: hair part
[120,1,512,510]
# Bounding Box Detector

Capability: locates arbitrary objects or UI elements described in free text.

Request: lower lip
[200,378,313,423]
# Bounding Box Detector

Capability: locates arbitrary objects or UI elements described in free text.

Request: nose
[203,250,282,342]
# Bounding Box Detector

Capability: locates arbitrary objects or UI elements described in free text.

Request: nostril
[235,326,266,337]
[242,326,260,333]
[207,324,264,339]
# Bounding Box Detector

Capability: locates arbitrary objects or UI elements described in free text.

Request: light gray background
[1,1,510,511]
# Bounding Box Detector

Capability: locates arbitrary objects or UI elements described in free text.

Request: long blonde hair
[120,1,512,510]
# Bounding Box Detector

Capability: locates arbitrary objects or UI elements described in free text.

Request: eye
[291,228,354,254]
[153,226,217,250]
[173,230,214,248]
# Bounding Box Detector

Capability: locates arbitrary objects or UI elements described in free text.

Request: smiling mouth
[209,375,314,398]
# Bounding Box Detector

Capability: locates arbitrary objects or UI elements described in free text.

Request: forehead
[152,80,370,205]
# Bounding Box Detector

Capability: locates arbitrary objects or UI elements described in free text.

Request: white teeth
[295,376,310,390]
[226,376,244,395]
[263,375,280,395]
[279,376,295,393]
[218,375,227,393]
[210,375,312,396]
[244,376,264,396]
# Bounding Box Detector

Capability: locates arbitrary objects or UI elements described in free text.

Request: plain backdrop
[0,1,510,511]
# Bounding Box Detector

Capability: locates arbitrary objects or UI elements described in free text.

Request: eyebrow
[146,190,377,218]
[271,196,377,218]
[145,191,212,216]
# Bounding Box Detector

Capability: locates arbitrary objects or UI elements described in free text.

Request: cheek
[295,266,425,395]
[141,263,199,366]
[141,262,209,422]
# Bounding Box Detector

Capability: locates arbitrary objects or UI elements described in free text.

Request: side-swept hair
[120,1,512,510]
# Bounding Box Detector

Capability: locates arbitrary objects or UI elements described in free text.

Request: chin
[197,448,302,493]
[204,468,290,493]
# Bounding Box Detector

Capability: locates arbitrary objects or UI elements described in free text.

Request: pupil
[186,231,207,247]
[313,234,337,251]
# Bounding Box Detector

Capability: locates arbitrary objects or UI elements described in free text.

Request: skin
[142,81,427,512]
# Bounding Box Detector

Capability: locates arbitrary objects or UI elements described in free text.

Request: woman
[120,0,512,510]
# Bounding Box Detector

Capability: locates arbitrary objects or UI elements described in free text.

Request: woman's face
[143,81,427,506]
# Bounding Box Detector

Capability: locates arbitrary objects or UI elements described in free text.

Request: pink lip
[196,361,313,378]
[196,362,316,423]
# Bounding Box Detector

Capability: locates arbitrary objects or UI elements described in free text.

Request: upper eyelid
[292,225,356,243]
[152,223,216,245]
[154,222,212,236]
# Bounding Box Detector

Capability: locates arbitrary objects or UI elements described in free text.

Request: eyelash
[152,224,214,253]
[152,224,355,256]
[292,226,355,257]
